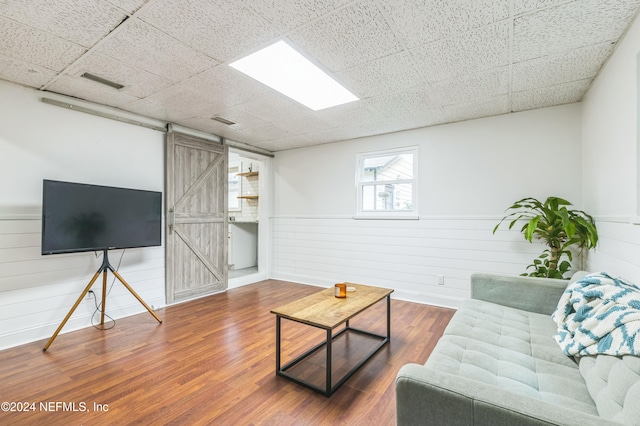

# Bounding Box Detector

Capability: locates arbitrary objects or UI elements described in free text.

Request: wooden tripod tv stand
[42,249,162,351]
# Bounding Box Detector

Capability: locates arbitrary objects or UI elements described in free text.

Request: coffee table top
[270,283,393,330]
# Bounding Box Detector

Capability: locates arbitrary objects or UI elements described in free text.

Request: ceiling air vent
[81,72,124,90]
[212,116,236,125]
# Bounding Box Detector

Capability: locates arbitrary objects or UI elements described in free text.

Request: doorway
[228,150,267,283]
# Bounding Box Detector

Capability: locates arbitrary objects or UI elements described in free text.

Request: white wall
[7,9,640,348]
[272,104,583,307]
[0,80,165,350]
[582,13,640,282]
[582,22,639,217]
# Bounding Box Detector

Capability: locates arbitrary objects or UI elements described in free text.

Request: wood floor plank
[0,280,454,425]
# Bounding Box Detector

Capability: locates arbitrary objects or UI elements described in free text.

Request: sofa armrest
[470,273,573,315]
[395,364,613,426]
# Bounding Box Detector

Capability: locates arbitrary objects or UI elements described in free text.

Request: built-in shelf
[237,171,259,177]
[237,195,259,199]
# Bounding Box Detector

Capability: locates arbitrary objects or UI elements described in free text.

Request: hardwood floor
[0,280,454,425]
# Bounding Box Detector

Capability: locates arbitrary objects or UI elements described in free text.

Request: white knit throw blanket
[552,272,640,357]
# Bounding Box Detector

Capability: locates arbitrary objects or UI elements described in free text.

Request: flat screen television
[41,180,162,255]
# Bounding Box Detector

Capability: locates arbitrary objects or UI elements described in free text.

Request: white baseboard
[391,289,462,310]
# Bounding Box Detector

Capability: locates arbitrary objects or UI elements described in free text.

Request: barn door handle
[168,208,175,234]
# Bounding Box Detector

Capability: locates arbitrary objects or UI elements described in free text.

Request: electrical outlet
[437,275,445,285]
[86,290,94,301]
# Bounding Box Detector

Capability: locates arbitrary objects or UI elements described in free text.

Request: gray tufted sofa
[395,272,640,425]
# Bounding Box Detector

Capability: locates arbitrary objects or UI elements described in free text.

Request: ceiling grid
[1,0,639,151]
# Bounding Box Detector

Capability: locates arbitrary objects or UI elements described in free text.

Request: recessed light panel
[229,40,359,111]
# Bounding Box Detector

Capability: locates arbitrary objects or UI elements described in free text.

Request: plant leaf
[524,217,540,242]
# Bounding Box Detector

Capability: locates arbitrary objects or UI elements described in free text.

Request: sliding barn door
[166,129,227,304]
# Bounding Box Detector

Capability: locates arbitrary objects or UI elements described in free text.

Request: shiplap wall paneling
[0,215,165,349]
[271,217,540,308]
[587,221,640,281]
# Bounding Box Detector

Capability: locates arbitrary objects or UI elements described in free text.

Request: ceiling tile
[288,2,403,72]
[189,105,271,130]
[252,133,318,152]
[306,125,372,145]
[0,16,86,71]
[137,0,280,63]
[95,18,218,83]
[246,0,353,33]
[176,65,273,113]
[46,74,139,107]
[411,21,510,83]
[275,113,334,135]
[363,84,438,121]
[104,0,149,14]
[231,122,294,142]
[0,54,58,89]
[0,0,127,47]
[227,90,310,123]
[335,50,425,99]
[512,42,615,92]
[512,79,591,111]
[513,0,574,16]
[311,111,446,145]
[513,0,640,62]
[381,0,509,48]
[315,99,379,128]
[174,116,242,136]
[269,105,446,149]
[0,0,638,152]
[225,97,331,135]
[120,85,211,121]
[430,67,509,106]
[371,108,447,133]
[65,52,173,98]
[442,95,510,123]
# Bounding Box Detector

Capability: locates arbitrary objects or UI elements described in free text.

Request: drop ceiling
[1,0,639,152]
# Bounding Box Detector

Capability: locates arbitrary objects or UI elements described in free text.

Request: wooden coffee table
[271,283,393,396]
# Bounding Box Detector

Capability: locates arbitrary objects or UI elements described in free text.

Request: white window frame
[355,146,419,219]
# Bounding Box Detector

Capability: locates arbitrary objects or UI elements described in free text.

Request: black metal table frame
[275,295,391,397]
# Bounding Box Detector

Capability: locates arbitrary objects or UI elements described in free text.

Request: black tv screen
[42,180,162,255]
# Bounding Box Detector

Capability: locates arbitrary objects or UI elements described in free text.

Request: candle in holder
[334,283,347,298]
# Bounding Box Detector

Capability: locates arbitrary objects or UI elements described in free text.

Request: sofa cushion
[425,299,598,415]
[445,299,577,367]
[579,355,640,424]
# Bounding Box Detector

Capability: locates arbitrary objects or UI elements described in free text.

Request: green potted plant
[493,196,598,279]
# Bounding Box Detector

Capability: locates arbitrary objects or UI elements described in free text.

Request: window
[355,147,418,218]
